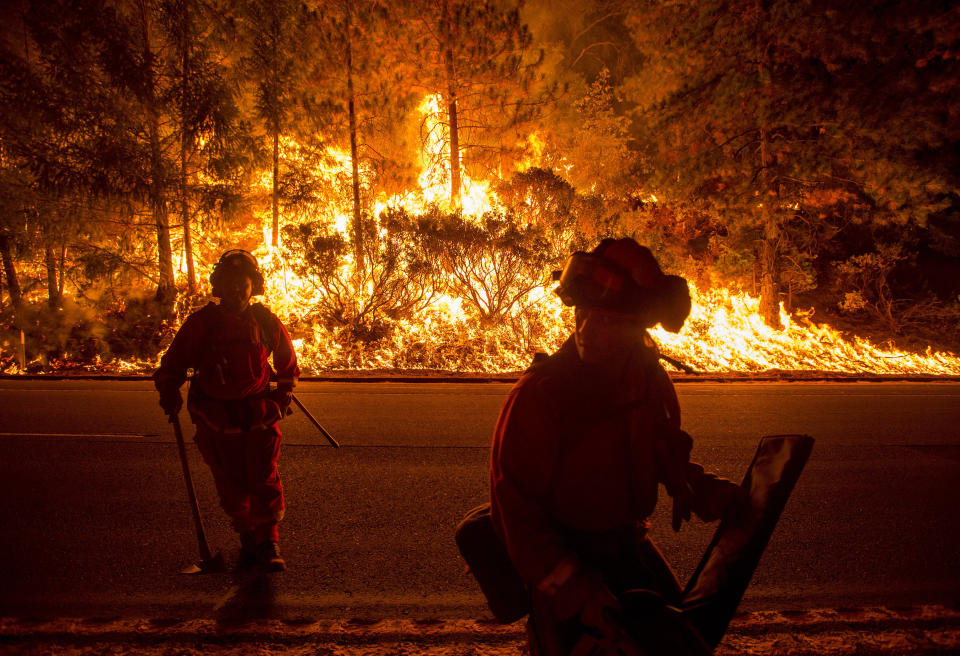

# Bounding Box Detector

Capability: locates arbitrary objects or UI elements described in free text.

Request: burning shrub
[280,207,443,342]
[495,167,623,248]
[419,208,559,327]
[834,244,908,334]
[496,168,577,231]
[270,203,573,370]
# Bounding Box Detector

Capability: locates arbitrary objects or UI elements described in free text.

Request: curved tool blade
[180,550,227,575]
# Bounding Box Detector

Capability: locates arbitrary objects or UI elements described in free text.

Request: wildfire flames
[650,286,960,375]
[255,246,960,375]
[238,96,960,377]
[5,95,960,377]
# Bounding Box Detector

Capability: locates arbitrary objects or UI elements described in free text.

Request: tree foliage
[401,0,545,205]
[2,0,960,370]
[624,0,960,327]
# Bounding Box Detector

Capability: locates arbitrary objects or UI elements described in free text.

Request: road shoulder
[2,605,958,655]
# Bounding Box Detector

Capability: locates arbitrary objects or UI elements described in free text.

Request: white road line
[0,432,160,438]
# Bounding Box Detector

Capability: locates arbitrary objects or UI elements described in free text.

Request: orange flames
[188,94,960,375]
[256,246,960,375]
[5,95,959,376]
[231,95,960,376]
[651,286,960,375]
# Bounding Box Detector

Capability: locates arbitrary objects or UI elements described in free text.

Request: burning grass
[5,270,959,377]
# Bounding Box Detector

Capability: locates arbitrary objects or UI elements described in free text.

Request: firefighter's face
[220,272,253,313]
[574,306,642,371]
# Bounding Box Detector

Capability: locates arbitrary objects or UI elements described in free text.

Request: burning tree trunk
[442,0,461,209]
[345,1,364,276]
[755,0,781,330]
[447,50,460,210]
[757,225,781,328]
[140,3,176,313]
[179,2,196,292]
[44,243,60,309]
[58,243,66,299]
[272,131,280,248]
[0,231,25,371]
[151,132,176,313]
[181,144,195,292]
[757,121,781,329]
[446,81,461,209]
[0,233,21,309]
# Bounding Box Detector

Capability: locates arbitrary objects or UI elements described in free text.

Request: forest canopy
[1,0,958,373]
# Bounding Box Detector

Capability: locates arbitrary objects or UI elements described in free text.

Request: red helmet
[554,238,691,332]
[210,249,265,297]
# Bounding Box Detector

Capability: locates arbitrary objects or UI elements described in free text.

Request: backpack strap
[249,303,280,357]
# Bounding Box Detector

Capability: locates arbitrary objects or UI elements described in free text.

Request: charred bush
[418,208,560,327]
[280,208,443,342]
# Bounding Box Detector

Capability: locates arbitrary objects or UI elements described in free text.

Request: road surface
[0,379,958,623]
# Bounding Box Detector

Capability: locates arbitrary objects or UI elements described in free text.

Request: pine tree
[309,0,417,276]
[0,0,100,312]
[401,0,544,208]
[625,0,783,326]
[159,0,236,291]
[92,0,240,311]
[235,0,308,249]
[625,0,960,329]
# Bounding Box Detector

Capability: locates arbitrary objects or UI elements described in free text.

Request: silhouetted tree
[626,0,960,328]
[235,0,308,249]
[307,0,417,277]
[402,0,544,208]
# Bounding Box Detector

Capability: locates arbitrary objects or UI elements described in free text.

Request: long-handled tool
[170,412,226,574]
[291,394,340,448]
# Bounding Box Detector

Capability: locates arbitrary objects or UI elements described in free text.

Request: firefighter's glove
[692,476,749,522]
[159,388,183,418]
[578,583,623,641]
[268,389,293,417]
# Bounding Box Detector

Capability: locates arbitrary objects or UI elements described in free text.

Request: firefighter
[489,238,744,655]
[154,249,299,572]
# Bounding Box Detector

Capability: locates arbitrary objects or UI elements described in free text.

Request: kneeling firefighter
[489,238,744,655]
[154,249,300,571]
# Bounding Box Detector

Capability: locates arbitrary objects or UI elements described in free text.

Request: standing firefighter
[489,238,744,655]
[154,249,299,572]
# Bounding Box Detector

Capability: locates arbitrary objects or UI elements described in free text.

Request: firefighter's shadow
[214,568,279,622]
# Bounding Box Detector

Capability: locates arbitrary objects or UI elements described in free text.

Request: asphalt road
[0,379,958,621]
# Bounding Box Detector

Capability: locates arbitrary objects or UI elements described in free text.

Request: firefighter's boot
[257,541,286,572]
[238,532,258,569]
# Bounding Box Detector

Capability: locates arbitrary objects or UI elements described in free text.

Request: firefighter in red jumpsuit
[490,238,744,655]
[154,249,299,572]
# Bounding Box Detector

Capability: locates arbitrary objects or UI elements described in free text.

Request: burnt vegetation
[1,0,959,372]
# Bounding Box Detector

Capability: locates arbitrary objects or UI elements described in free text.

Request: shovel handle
[170,413,214,562]
[291,394,340,448]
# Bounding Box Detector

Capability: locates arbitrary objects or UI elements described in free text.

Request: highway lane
[0,380,958,620]
[2,379,958,448]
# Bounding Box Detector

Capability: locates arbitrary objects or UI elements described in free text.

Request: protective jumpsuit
[490,336,733,655]
[154,301,299,546]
